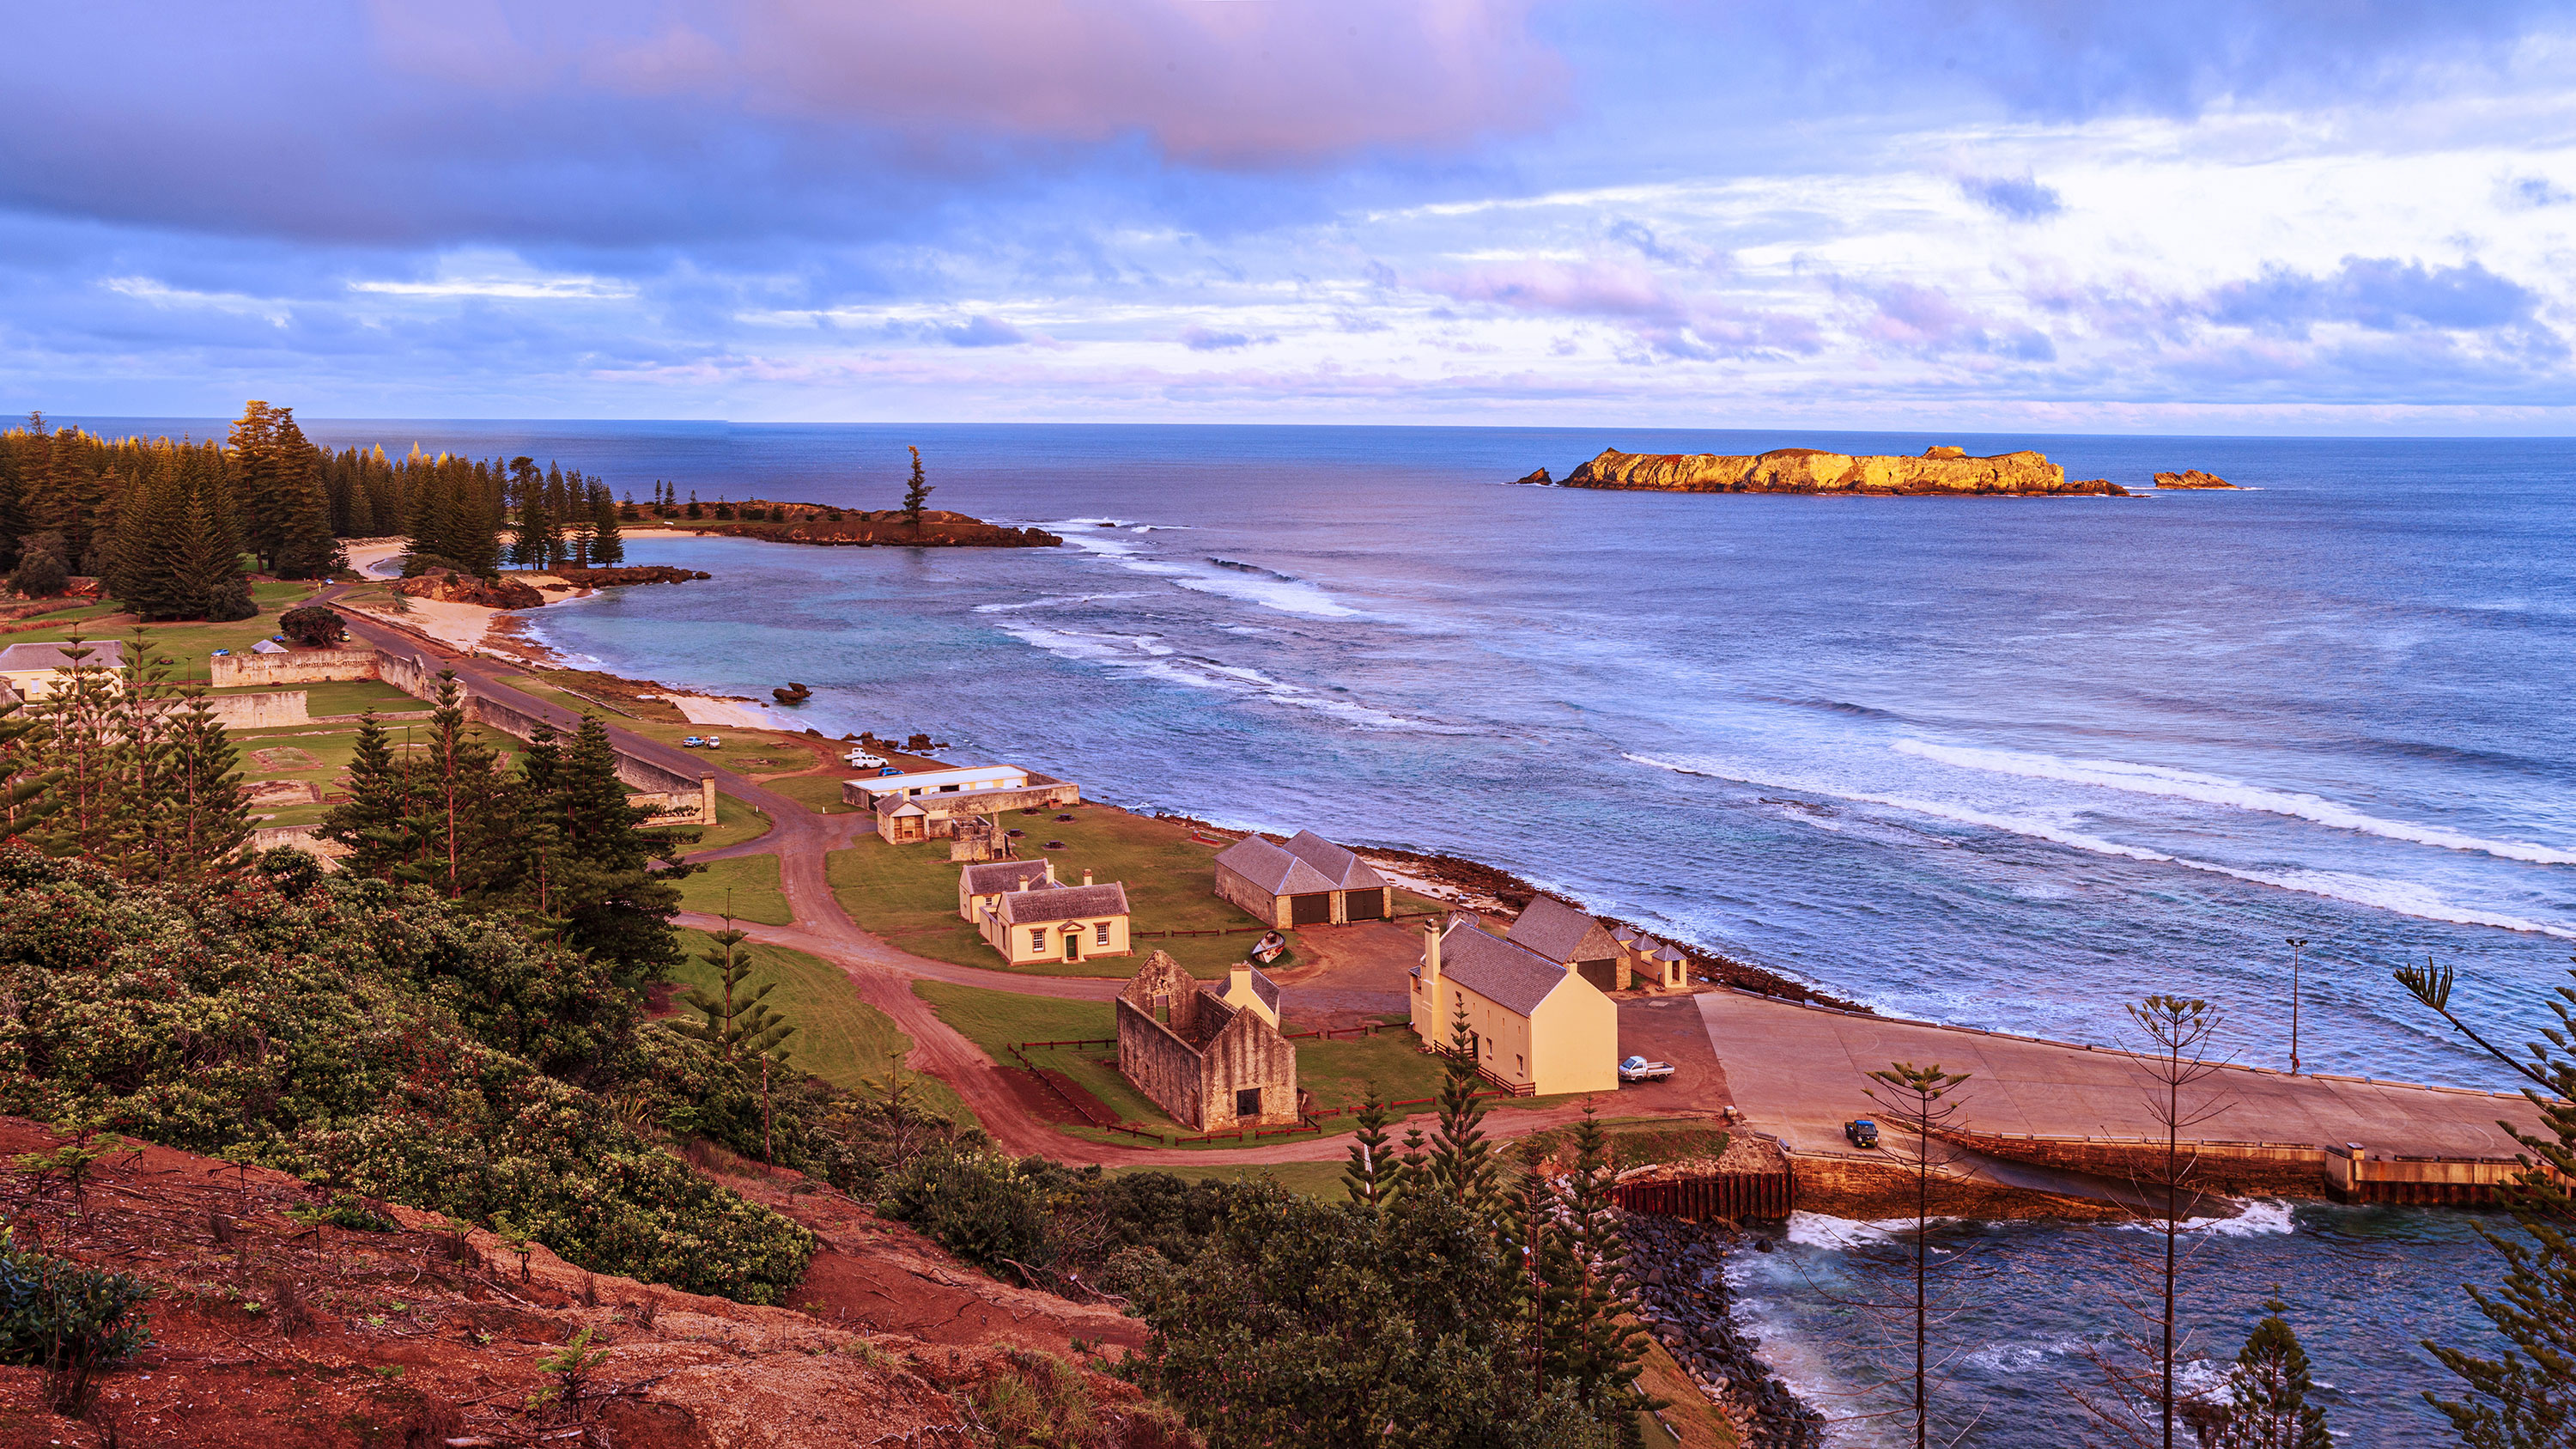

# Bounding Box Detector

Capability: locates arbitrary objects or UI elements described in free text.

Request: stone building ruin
[1115,951,1298,1130]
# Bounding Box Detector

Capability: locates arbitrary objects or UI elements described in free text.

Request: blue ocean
[79,417,2571,1442]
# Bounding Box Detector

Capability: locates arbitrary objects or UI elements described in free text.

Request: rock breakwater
[1623,1211,1825,1448]
[1551,445,2125,496]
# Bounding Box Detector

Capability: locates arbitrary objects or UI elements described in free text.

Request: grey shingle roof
[1435,921,1570,1017]
[1506,896,1619,966]
[962,859,1052,896]
[1281,830,1389,891]
[1214,836,1339,896]
[998,881,1130,925]
[0,640,127,673]
[1249,967,1282,1014]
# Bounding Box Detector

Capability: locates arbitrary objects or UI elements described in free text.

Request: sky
[8,1,2576,431]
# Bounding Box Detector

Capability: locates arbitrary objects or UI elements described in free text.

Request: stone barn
[1116,951,1299,1130]
[1212,829,1393,928]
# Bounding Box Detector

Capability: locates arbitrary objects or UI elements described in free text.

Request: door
[1062,930,1080,962]
[1344,889,1386,921]
[1289,892,1332,926]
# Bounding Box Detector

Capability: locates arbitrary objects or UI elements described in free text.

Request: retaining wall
[209,648,381,688]
[183,691,311,731]
[1929,1127,2333,1197]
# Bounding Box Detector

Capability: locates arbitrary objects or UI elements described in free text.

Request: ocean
[76,417,2571,1441]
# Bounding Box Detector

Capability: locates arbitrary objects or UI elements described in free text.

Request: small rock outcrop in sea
[392,568,546,610]
[551,564,713,587]
[1511,467,1553,485]
[2153,469,2238,490]
[1553,445,2126,496]
[1621,1211,1825,1448]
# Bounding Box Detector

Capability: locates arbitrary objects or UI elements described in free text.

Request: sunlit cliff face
[7,0,2576,429]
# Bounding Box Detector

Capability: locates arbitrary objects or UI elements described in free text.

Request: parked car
[1618,1055,1675,1083]
[876,766,903,777]
[702,736,722,749]
[682,736,708,748]
[845,751,886,767]
[1844,1118,1880,1149]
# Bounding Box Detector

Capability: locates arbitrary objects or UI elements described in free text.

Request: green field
[913,981,1451,1145]
[761,773,858,813]
[7,580,325,683]
[677,852,792,925]
[669,928,969,1125]
[689,793,774,852]
[228,720,524,830]
[830,807,1279,979]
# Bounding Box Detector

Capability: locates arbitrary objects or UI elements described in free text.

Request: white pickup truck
[1619,1055,1675,1083]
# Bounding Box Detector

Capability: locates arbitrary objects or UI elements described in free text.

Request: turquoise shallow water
[75,417,2568,1440]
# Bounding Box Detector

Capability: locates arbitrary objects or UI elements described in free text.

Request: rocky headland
[2154,469,2238,489]
[656,507,1061,548]
[1540,445,2127,496]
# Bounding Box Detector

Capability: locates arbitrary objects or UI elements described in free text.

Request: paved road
[1701,989,2539,1160]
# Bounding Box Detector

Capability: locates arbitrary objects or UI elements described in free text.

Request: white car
[1619,1055,1675,1083]
[845,751,886,767]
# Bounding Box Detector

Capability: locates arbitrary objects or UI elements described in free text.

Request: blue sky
[9,0,2576,430]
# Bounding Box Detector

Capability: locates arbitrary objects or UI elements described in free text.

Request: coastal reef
[1551,445,2126,496]
[669,508,1061,549]
[552,563,713,586]
[2154,468,2238,489]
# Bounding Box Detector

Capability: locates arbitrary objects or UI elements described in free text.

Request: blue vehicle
[682,736,708,748]
[1844,1118,1880,1149]
[877,766,904,777]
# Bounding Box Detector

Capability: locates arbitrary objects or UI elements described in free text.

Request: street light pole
[2286,936,2308,1075]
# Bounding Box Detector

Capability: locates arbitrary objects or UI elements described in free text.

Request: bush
[0,1233,154,1416]
[204,574,257,622]
[8,546,67,601]
[277,606,345,647]
[0,849,814,1303]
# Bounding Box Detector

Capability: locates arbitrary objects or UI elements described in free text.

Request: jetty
[1698,988,2546,1211]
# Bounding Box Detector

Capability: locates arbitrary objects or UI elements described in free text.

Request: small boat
[1251,931,1287,965]
[773,681,812,704]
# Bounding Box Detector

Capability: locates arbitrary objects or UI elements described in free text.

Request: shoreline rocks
[2153,469,2237,490]
[552,564,713,587]
[1544,445,2127,497]
[392,568,546,610]
[1621,1211,1826,1448]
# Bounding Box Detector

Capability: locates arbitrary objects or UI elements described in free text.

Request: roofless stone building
[1116,951,1298,1129]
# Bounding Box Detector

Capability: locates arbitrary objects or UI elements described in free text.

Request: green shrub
[0,847,813,1303]
[0,1233,154,1416]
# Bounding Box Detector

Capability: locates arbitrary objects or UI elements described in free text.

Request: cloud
[943,315,1030,347]
[1179,325,1273,351]
[2499,174,2572,209]
[1860,282,2057,361]
[349,276,635,300]
[1959,174,2063,222]
[2204,256,2542,338]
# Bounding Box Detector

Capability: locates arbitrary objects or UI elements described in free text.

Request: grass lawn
[669,928,970,1126]
[829,806,1279,980]
[14,579,327,683]
[207,678,422,716]
[915,983,1476,1147]
[688,793,774,853]
[1105,1160,1352,1199]
[677,853,792,925]
[226,720,526,831]
[761,773,860,814]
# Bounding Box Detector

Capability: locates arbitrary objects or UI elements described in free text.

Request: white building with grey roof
[1212,829,1393,928]
[973,868,1133,967]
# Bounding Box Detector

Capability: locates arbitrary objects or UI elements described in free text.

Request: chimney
[1421,916,1443,987]
[1081,868,1095,887]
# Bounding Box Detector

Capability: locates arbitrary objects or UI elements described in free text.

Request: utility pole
[2286,936,2308,1075]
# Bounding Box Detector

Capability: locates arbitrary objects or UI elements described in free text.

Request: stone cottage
[1116,951,1298,1130]
[975,871,1133,967]
[1212,829,1393,927]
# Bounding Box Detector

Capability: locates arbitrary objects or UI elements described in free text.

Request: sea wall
[460,694,715,824]
[1929,1126,2330,1197]
[1558,446,2125,496]
[191,690,310,731]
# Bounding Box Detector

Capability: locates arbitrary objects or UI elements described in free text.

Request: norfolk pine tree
[902,446,934,532]
[2208,1297,2330,1449]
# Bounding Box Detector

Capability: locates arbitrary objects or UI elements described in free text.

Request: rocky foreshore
[2153,469,2237,489]
[1622,1211,1826,1448]
[1529,444,2126,496]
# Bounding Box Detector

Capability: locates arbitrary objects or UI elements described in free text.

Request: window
[1094,922,1111,946]
[939,783,960,793]
[1236,1088,1262,1119]
[1516,1055,1525,1075]
[1029,929,1047,953]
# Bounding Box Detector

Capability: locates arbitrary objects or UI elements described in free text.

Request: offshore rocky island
[1521,444,2129,496]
